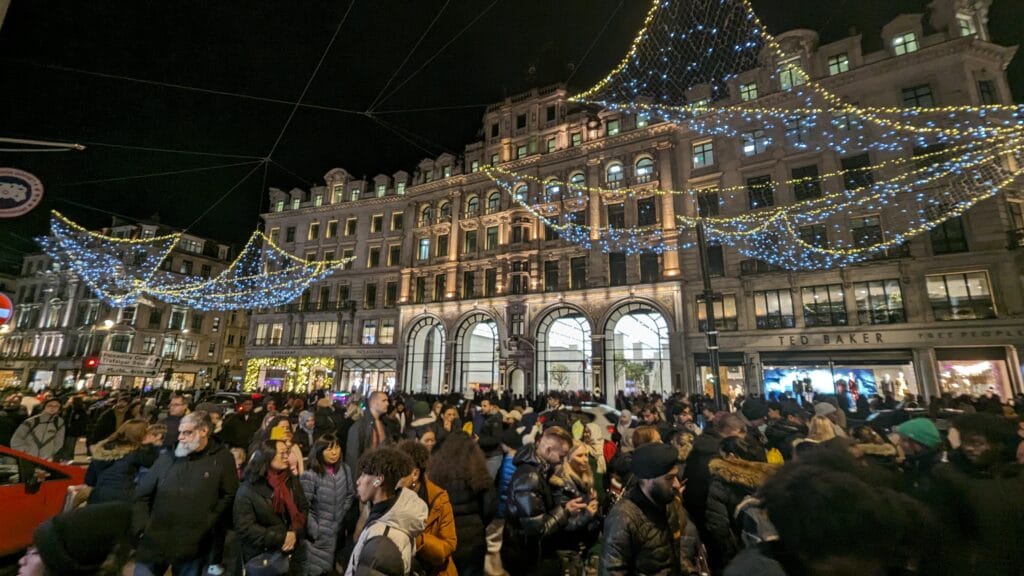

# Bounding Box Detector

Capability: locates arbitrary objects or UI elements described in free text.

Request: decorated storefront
[245,356,335,392]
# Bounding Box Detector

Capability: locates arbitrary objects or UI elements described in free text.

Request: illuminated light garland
[243,356,335,393]
[38,212,355,311]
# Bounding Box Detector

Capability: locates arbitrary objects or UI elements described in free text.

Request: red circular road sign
[0,293,12,326]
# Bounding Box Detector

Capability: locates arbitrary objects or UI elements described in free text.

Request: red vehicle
[0,445,86,556]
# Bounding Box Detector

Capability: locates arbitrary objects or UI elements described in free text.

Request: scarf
[267,468,306,531]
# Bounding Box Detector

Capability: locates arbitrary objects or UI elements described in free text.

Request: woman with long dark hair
[396,439,457,576]
[428,431,497,576]
[234,439,309,575]
[84,418,161,505]
[436,405,461,446]
[300,434,355,576]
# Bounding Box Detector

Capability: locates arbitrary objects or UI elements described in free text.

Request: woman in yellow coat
[397,439,459,576]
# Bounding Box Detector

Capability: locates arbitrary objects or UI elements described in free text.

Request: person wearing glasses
[133,411,239,576]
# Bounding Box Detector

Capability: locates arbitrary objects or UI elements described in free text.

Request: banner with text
[97,351,163,377]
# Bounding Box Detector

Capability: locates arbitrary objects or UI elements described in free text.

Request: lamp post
[696,221,724,410]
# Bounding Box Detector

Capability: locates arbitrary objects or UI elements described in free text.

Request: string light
[243,356,334,393]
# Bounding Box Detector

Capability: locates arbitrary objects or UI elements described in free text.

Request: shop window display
[763,363,918,411]
[937,359,1012,399]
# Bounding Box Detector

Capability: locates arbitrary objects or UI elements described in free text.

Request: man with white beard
[133,411,238,576]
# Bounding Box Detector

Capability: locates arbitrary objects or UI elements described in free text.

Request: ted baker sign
[772,327,1024,348]
[778,332,885,346]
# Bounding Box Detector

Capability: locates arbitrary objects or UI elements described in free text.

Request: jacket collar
[708,456,778,488]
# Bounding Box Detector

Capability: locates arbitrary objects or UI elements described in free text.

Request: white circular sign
[0,168,44,218]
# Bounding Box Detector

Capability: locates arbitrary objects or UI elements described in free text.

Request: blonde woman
[549,441,601,556]
[806,415,837,443]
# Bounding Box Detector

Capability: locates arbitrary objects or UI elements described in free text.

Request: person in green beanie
[895,417,943,497]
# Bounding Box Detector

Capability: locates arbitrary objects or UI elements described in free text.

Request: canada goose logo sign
[0,168,44,218]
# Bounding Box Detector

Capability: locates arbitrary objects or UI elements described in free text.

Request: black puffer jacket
[763,421,806,461]
[681,431,720,527]
[233,474,308,574]
[705,457,777,566]
[501,443,569,573]
[598,486,683,576]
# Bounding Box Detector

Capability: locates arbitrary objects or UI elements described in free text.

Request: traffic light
[82,357,100,372]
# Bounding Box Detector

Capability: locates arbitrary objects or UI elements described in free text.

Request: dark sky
[0,0,1021,273]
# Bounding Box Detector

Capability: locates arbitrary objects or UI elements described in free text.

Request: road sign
[97,351,163,377]
[0,293,12,326]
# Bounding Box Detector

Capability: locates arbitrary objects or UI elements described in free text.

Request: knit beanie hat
[631,442,679,479]
[814,402,837,417]
[34,501,132,575]
[896,418,941,449]
[412,401,432,418]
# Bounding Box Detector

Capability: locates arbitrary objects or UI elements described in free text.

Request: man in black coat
[220,398,261,450]
[87,395,129,447]
[133,410,238,575]
[345,391,391,471]
[502,425,585,575]
[599,442,685,576]
[477,396,505,479]
[159,394,188,451]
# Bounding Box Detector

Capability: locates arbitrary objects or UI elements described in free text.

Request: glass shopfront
[936,347,1013,399]
[695,352,747,405]
[339,358,396,394]
[0,369,20,389]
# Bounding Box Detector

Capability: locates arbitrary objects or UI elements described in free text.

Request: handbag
[244,551,290,576]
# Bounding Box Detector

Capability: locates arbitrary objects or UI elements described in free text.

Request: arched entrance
[536,307,592,393]
[508,368,525,396]
[404,316,446,393]
[604,302,671,395]
[452,313,499,393]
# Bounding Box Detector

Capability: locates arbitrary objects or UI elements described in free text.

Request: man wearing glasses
[133,411,239,576]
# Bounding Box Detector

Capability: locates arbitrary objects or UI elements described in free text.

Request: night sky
[0,0,1021,273]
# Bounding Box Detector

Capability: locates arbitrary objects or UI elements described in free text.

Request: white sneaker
[207,565,225,576]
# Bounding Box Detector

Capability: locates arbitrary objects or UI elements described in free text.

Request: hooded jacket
[295,410,316,456]
[133,439,239,564]
[85,441,160,505]
[501,443,569,573]
[300,463,356,576]
[598,485,684,576]
[705,457,778,564]
[345,488,428,576]
[11,412,65,460]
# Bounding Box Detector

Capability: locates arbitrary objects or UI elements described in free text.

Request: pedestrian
[502,425,584,575]
[19,501,134,576]
[477,396,505,479]
[58,395,89,461]
[413,424,438,452]
[407,400,437,441]
[683,413,743,541]
[548,440,602,567]
[599,442,685,576]
[705,436,775,569]
[234,439,309,576]
[396,439,458,576]
[436,405,461,446]
[893,417,943,497]
[11,397,65,460]
[345,391,392,471]
[300,434,356,576]
[221,397,261,452]
[88,395,129,448]
[428,430,498,576]
[85,418,159,505]
[295,410,316,456]
[0,392,28,446]
[496,428,523,519]
[345,447,428,576]
[160,395,189,451]
[133,411,238,576]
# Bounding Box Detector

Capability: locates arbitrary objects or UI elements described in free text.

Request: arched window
[603,303,671,396]
[536,308,593,394]
[439,201,451,221]
[487,191,501,214]
[569,172,586,197]
[453,313,499,393]
[635,157,656,182]
[404,317,446,393]
[544,178,562,200]
[513,184,529,203]
[466,195,480,216]
[420,205,433,226]
[606,163,624,186]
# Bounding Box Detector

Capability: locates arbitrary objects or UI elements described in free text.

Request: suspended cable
[268,159,314,187]
[367,115,437,157]
[366,0,452,113]
[80,139,264,160]
[565,0,625,84]
[0,147,75,153]
[186,161,267,231]
[372,102,490,114]
[63,160,263,187]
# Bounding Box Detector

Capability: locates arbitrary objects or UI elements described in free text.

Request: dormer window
[396,182,406,195]
[350,188,360,202]
[957,14,976,37]
[291,198,300,210]
[332,184,344,203]
[275,200,284,212]
[376,183,386,197]
[442,166,452,178]
[893,32,918,55]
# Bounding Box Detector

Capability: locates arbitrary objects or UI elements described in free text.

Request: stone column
[912,347,940,401]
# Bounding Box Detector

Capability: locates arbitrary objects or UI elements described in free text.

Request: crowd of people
[3,384,1024,576]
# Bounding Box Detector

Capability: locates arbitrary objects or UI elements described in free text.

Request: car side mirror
[25,470,42,495]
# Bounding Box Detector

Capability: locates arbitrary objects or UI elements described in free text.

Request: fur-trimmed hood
[89,441,138,461]
[856,442,899,457]
[708,456,778,488]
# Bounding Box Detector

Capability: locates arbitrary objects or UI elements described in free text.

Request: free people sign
[97,351,163,377]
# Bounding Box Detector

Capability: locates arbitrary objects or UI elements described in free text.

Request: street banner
[97,351,163,377]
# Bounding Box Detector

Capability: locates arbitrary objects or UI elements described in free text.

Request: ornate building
[247,0,1024,402]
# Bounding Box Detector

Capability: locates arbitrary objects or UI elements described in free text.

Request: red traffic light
[83,357,99,370]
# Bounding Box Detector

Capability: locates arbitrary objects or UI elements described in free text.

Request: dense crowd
[3,384,1024,576]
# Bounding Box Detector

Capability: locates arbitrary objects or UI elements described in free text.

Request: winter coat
[414,479,458,576]
[234,473,309,575]
[406,415,437,440]
[854,441,900,469]
[11,412,65,460]
[344,488,428,576]
[443,480,497,576]
[476,412,504,457]
[133,439,239,564]
[64,404,90,438]
[345,410,390,471]
[705,457,778,565]
[0,407,27,446]
[88,407,124,446]
[299,464,356,576]
[548,464,601,553]
[763,420,806,461]
[313,406,344,440]
[85,442,160,505]
[221,411,262,450]
[598,485,684,576]
[501,443,569,573]
[295,412,316,456]
[724,545,789,576]
[496,453,516,518]
[680,431,720,528]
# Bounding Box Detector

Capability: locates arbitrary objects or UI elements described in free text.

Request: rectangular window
[697,190,720,217]
[285,227,296,242]
[384,281,398,308]
[637,197,658,227]
[747,175,774,209]
[798,224,828,248]
[418,238,430,260]
[792,165,822,201]
[779,57,805,90]
[742,129,769,156]
[544,218,560,241]
[609,253,627,286]
[697,294,738,331]
[332,185,344,203]
[516,113,527,130]
[463,230,477,254]
[851,216,883,248]
[361,320,378,345]
[546,105,557,122]
[414,277,426,303]
[707,242,725,277]
[389,212,403,231]
[338,284,350,304]
[485,226,499,250]
[341,249,354,269]
[368,247,381,268]
[927,272,995,320]
[168,309,186,331]
[570,257,587,290]
[350,188,360,202]
[292,198,301,210]
[396,182,406,195]
[893,32,918,55]
[978,80,997,105]
[753,289,796,329]
[326,220,338,238]
[142,336,157,355]
[930,216,968,254]
[470,160,480,173]
[606,119,620,136]
[516,144,528,159]
[275,200,284,212]
[544,260,559,292]
[200,264,211,278]
[801,284,847,327]
[434,274,446,302]
[378,319,395,345]
[305,252,317,262]
[484,268,497,297]
[854,279,905,324]
[371,214,383,233]
[383,245,398,267]
[546,137,557,153]
[785,115,813,146]
[607,204,626,229]
[571,132,582,147]
[308,222,320,240]
[637,113,649,128]
[304,321,338,346]
[831,111,859,131]
[739,82,758,101]
[902,84,934,107]
[491,153,500,166]
[345,218,357,236]
[364,283,377,310]
[640,253,660,283]
[692,141,715,168]
[462,271,475,299]
[314,194,323,207]
[827,53,850,76]
[436,233,449,257]
[957,14,977,36]
[269,227,280,243]
[190,313,204,332]
[491,123,500,138]
[842,154,873,190]
[375,183,386,197]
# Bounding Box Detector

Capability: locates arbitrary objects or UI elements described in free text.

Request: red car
[0,445,86,556]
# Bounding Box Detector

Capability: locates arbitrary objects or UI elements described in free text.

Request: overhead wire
[565,0,626,85]
[185,161,267,231]
[63,160,263,187]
